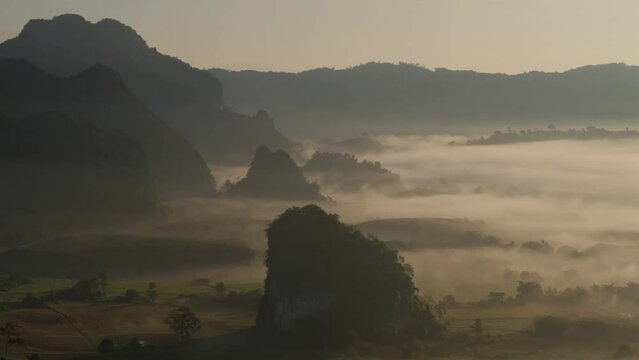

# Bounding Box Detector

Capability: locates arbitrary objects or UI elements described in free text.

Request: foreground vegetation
[3,274,639,359]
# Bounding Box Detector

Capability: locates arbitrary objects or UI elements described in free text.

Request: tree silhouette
[0,322,23,360]
[215,282,226,298]
[470,319,484,341]
[146,282,157,303]
[165,306,201,341]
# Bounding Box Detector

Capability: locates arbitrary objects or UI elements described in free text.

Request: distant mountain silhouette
[0,112,158,238]
[454,126,639,145]
[0,57,215,198]
[0,14,291,164]
[224,145,324,200]
[211,62,639,137]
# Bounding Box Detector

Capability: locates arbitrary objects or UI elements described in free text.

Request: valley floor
[2,278,636,359]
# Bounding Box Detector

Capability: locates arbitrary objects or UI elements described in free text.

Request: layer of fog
[328,135,639,300]
[190,135,639,300]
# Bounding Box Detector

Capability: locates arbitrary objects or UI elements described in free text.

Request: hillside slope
[0,57,215,198]
[0,14,291,163]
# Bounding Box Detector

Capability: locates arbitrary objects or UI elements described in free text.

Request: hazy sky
[1,0,638,73]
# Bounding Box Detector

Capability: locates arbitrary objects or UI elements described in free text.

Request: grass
[0,277,262,360]
[3,279,639,359]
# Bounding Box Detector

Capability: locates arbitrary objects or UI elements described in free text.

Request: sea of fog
[201,135,639,300]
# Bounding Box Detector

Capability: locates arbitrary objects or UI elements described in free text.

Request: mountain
[257,205,439,341]
[0,57,215,198]
[224,145,324,200]
[0,14,291,164]
[0,112,158,238]
[210,62,639,137]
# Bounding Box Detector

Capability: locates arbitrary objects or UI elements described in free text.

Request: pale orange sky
[1,0,637,73]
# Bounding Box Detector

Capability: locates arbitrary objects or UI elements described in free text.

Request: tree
[215,282,226,298]
[257,205,440,344]
[124,289,143,303]
[0,322,23,360]
[516,281,543,303]
[51,276,107,302]
[487,292,506,305]
[146,282,157,303]
[96,338,114,354]
[441,295,459,308]
[165,306,201,341]
[470,319,483,341]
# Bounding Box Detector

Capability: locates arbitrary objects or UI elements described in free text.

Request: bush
[48,276,107,302]
[124,289,143,303]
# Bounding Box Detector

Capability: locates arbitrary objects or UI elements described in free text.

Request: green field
[2,279,638,359]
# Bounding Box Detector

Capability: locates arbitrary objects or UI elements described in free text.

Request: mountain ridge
[210,61,639,137]
[0,14,291,164]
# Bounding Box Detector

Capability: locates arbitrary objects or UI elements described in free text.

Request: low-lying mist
[198,133,639,301]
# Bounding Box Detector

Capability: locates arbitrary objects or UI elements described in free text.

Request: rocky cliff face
[257,205,439,343]
[0,57,215,199]
[224,146,324,200]
[262,278,334,332]
[0,14,292,164]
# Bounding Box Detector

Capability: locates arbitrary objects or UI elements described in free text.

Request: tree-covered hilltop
[457,126,639,145]
[257,205,439,344]
[224,146,325,201]
[303,152,402,193]
[0,14,292,164]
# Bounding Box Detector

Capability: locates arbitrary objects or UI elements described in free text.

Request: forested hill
[0,57,216,199]
[211,62,639,137]
[0,14,292,164]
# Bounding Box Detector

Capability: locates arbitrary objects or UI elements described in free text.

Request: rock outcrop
[257,205,439,343]
[225,146,324,200]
